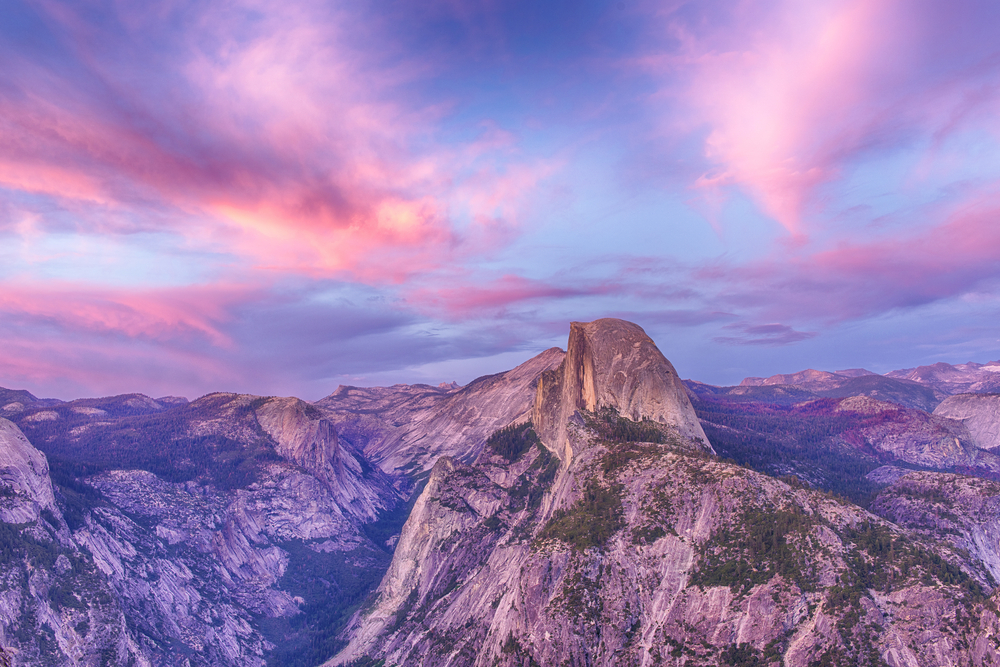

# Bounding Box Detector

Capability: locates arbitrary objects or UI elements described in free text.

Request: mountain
[316,347,565,484]
[722,371,944,411]
[331,319,1000,666]
[533,318,710,462]
[933,393,1000,451]
[5,318,1000,666]
[734,359,1000,408]
[0,352,566,665]
[739,368,875,390]
[888,361,1000,395]
[2,394,404,666]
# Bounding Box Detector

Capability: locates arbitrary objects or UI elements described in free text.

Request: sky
[3,0,1000,401]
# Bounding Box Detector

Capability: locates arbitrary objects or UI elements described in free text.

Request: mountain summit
[533,318,710,461]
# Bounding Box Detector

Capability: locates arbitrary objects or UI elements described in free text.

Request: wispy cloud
[646,0,1000,235]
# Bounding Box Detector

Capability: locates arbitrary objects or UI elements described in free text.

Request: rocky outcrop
[888,360,1000,396]
[934,393,1000,451]
[332,415,1000,667]
[318,347,566,479]
[870,467,1000,585]
[0,418,57,520]
[255,396,395,521]
[533,319,710,461]
[832,396,1000,471]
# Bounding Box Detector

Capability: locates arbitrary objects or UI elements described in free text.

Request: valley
[2,319,1000,666]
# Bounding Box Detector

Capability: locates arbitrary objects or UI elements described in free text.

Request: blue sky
[3,0,1000,400]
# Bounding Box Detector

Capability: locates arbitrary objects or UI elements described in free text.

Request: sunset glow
[3,0,1000,399]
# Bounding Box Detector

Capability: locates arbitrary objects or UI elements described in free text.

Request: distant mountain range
[2,324,1000,666]
[734,359,1000,407]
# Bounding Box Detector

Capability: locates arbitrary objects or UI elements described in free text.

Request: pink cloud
[656,0,1000,234]
[0,283,254,347]
[0,1,554,284]
[405,274,592,319]
[700,188,1000,323]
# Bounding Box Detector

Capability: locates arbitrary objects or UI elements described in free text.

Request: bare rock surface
[0,417,56,516]
[934,393,1000,451]
[871,469,1000,585]
[332,414,1000,667]
[255,396,395,521]
[889,360,1000,395]
[830,396,1000,471]
[533,318,710,461]
[317,347,565,479]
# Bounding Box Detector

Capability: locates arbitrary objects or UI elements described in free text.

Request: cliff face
[318,347,565,480]
[255,396,395,521]
[0,418,144,666]
[2,395,402,666]
[0,418,57,522]
[331,412,1000,667]
[330,321,1000,667]
[870,467,1000,586]
[933,393,1000,451]
[533,319,710,461]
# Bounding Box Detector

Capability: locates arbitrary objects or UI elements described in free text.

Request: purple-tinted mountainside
[3,321,1000,666]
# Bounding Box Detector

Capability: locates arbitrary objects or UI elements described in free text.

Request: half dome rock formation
[533,318,710,460]
[934,393,1000,451]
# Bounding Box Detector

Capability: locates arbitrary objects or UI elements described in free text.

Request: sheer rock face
[870,467,1000,586]
[533,319,710,460]
[934,393,1000,451]
[318,347,566,479]
[255,397,394,522]
[331,422,1000,667]
[0,417,56,519]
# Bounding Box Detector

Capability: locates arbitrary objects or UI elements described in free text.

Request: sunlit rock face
[533,318,710,461]
[255,396,395,522]
[331,412,1000,667]
[934,393,1000,451]
[0,417,57,520]
[317,347,566,480]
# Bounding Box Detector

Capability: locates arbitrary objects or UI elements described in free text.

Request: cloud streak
[652,0,1000,235]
